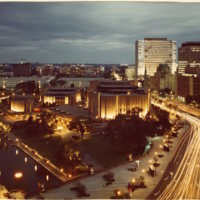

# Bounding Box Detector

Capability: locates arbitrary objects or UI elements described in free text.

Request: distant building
[57,77,108,88]
[10,95,34,112]
[135,38,176,76]
[0,76,52,90]
[88,80,150,119]
[12,63,32,77]
[178,41,200,74]
[150,64,176,92]
[42,65,54,76]
[125,66,135,80]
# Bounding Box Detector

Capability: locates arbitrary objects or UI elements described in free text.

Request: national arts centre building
[88,80,151,119]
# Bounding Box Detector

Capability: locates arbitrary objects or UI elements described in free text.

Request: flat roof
[182,41,200,47]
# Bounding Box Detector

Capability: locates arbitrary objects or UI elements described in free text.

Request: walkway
[5,132,69,183]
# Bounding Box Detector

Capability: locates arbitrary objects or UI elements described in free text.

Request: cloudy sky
[0,2,200,64]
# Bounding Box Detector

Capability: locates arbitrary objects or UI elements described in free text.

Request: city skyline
[0,2,200,64]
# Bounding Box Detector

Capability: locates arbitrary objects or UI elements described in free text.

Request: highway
[149,100,200,199]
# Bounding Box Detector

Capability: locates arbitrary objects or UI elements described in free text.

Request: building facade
[178,41,200,74]
[150,64,176,92]
[135,38,176,76]
[88,80,151,119]
[12,63,32,77]
[10,95,34,112]
[176,65,200,101]
[42,88,81,105]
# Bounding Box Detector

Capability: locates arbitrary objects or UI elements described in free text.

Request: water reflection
[0,135,61,197]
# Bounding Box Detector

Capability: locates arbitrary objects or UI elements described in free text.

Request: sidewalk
[42,120,190,199]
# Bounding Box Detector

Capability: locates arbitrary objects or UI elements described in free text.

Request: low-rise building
[88,80,150,119]
[10,95,34,113]
[42,88,81,105]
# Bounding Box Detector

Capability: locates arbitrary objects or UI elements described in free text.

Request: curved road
[149,102,200,199]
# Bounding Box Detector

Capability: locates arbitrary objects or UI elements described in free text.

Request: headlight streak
[153,100,200,199]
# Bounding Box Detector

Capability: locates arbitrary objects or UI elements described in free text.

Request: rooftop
[181,41,200,47]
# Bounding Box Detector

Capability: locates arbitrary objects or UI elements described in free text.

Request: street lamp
[131,178,136,184]
[34,165,38,172]
[68,173,72,178]
[60,168,64,173]
[142,169,145,179]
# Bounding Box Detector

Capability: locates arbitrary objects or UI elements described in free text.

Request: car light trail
[153,100,200,199]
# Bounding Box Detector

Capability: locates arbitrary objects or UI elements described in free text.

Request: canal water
[0,134,62,197]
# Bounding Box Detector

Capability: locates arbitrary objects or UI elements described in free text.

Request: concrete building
[12,63,32,77]
[42,88,81,105]
[178,41,200,74]
[88,80,150,119]
[10,95,34,113]
[135,38,176,76]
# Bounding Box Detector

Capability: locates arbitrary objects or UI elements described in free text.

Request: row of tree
[11,112,56,137]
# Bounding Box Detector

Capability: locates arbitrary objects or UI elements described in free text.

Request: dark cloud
[0,2,200,63]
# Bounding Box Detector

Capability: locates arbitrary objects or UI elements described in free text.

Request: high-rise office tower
[178,41,200,74]
[135,38,176,76]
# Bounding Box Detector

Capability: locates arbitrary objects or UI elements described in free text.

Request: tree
[71,83,75,88]
[105,108,148,155]
[56,143,82,167]
[49,79,57,87]
[151,105,171,134]
[69,117,93,139]
[0,121,10,133]
[15,80,39,94]
[25,112,56,137]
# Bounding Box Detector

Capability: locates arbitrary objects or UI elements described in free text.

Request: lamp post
[142,169,145,179]
[159,145,163,156]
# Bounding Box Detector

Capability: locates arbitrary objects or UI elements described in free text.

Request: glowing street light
[34,165,37,172]
[117,190,121,197]
[14,172,23,179]
[142,169,146,179]
[131,178,136,184]
[16,150,18,155]
[60,168,64,173]
[46,175,49,182]
[24,157,28,163]
[68,173,72,178]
